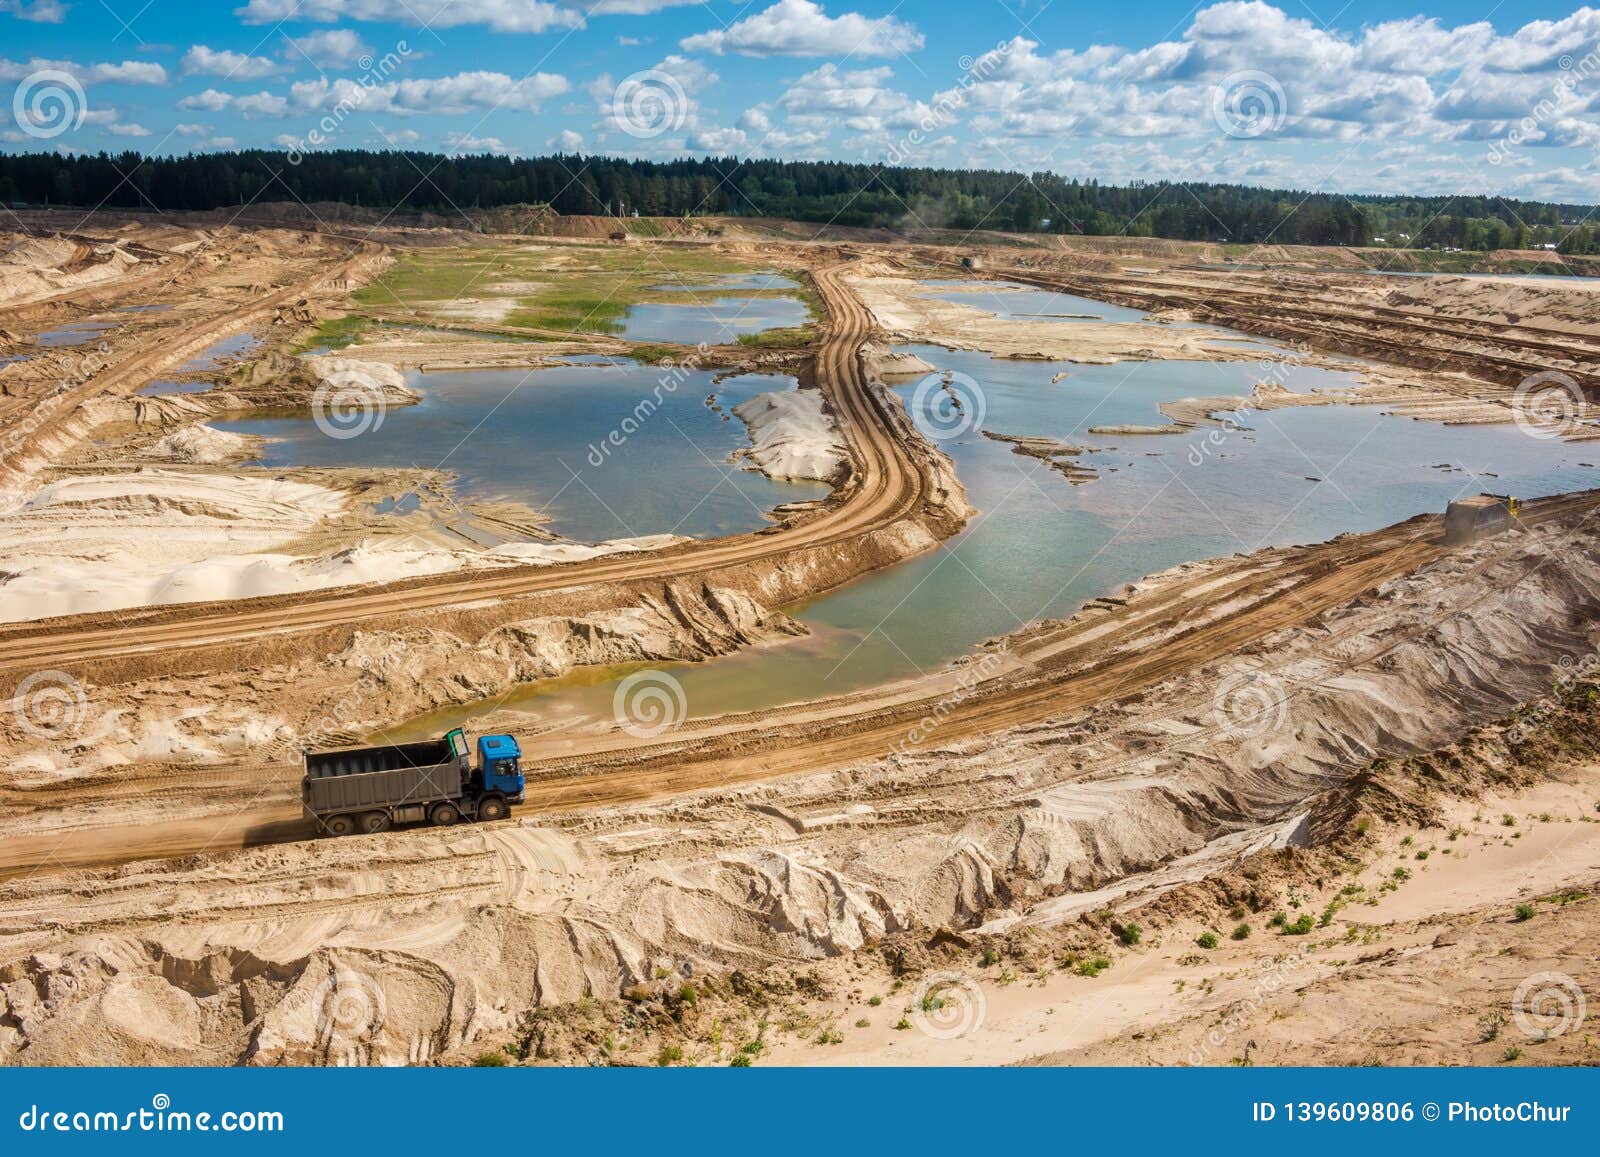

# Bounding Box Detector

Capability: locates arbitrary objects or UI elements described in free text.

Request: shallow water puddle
[618,294,810,344]
[216,362,828,542]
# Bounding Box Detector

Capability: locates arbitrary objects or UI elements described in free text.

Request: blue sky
[3,0,1598,201]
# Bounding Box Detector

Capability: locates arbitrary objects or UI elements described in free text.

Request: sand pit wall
[4,512,1599,1064]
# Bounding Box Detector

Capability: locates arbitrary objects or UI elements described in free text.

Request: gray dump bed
[303,738,463,815]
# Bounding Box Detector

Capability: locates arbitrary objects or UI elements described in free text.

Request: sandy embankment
[0,503,1595,1065]
[0,459,685,623]
[0,234,141,309]
[732,389,849,483]
[0,355,696,621]
[847,271,1271,365]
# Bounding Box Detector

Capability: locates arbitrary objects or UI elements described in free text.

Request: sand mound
[732,389,848,483]
[148,424,259,465]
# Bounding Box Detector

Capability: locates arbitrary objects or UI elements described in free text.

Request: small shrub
[1513,903,1536,922]
[1478,1010,1507,1042]
[867,995,883,1007]
[1502,1046,1522,1062]
[1231,922,1252,941]
[980,946,1000,967]
[854,1017,870,1028]
[472,1051,508,1068]
[1075,955,1112,978]
[1117,922,1142,947]
[1502,814,1517,827]
[1196,931,1220,950]
[893,1018,912,1031]
[1280,913,1315,936]
[729,1054,752,1067]
[656,1045,683,1067]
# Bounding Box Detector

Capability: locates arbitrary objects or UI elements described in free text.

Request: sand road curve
[0,260,943,678]
[4,488,1594,880]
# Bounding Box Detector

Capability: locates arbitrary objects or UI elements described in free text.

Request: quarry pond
[218,363,830,542]
[386,326,1597,734]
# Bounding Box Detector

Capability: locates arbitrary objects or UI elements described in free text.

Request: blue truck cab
[476,732,526,803]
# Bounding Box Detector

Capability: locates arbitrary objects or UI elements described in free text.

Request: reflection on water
[178,332,259,371]
[216,363,829,542]
[138,379,214,396]
[619,294,811,344]
[648,271,801,293]
[416,338,1595,733]
[921,279,1152,324]
[37,320,117,348]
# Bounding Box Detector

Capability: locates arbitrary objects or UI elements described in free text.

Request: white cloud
[182,45,280,80]
[444,131,517,155]
[283,29,373,68]
[0,57,168,85]
[682,0,922,59]
[291,70,570,115]
[578,0,698,12]
[549,128,585,150]
[235,0,583,34]
[235,91,290,117]
[105,121,151,137]
[177,89,235,112]
[0,0,68,23]
[689,125,746,151]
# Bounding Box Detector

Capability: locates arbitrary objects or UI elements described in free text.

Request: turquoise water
[649,272,800,293]
[922,279,1152,324]
[138,379,214,396]
[619,294,810,343]
[179,332,259,371]
[216,364,828,542]
[418,340,1596,730]
[37,320,117,347]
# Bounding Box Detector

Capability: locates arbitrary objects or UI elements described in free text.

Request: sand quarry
[0,211,1597,1067]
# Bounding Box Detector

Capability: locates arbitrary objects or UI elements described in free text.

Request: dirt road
[0,262,955,683]
[6,489,1591,880]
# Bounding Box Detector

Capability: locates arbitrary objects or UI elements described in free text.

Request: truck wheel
[477,796,508,822]
[359,811,391,835]
[323,814,356,837]
[429,803,462,827]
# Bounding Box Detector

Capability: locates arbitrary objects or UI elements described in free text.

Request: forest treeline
[2,149,1595,253]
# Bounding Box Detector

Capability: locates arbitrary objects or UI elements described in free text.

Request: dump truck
[1444,493,1519,545]
[302,727,525,836]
